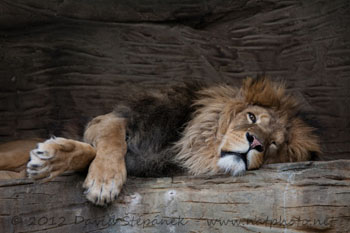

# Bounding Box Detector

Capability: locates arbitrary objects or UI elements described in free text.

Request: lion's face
[218,105,285,176]
[175,77,321,177]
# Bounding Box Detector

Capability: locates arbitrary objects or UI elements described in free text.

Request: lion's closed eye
[268,142,278,154]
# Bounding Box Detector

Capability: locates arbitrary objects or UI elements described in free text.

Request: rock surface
[0,160,349,233]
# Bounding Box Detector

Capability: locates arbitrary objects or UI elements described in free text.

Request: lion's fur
[113,84,201,176]
[106,77,320,177]
[0,77,322,205]
[0,77,321,180]
[174,85,244,175]
[174,77,321,175]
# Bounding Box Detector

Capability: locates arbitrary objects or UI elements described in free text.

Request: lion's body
[0,77,320,206]
[114,84,200,177]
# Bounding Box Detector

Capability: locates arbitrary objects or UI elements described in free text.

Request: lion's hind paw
[26,137,71,182]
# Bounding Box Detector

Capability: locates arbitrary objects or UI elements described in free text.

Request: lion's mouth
[220,150,246,159]
[220,143,264,170]
[219,133,264,173]
[220,150,247,170]
[220,143,264,158]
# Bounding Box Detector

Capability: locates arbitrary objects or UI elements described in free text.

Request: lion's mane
[174,77,320,175]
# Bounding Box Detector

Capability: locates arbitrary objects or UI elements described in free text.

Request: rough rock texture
[0,160,349,233]
[0,0,349,160]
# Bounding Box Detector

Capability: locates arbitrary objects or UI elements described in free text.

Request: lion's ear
[286,118,321,162]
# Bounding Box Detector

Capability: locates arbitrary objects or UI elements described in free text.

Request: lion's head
[174,77,321,176]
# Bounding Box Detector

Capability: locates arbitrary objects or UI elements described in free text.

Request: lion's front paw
[83,157,126,206]
[26,137,72,181]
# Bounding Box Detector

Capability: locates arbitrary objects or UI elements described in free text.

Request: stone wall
[0,0,349,159]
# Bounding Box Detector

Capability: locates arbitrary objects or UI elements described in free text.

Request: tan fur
[0,138,43,179]
[27,138,96,181]
[0,113,128,206]
[82,113,127,205]
[174,77,320,175]
[0,138,43,171]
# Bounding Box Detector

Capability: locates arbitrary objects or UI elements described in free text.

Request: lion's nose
[246,132,264,152]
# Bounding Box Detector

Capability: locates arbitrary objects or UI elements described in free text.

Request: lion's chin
[217,155,246,176]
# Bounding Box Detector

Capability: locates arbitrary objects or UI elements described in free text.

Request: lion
[0,77,320,206]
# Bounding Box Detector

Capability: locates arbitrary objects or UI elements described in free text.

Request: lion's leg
[26,137,96,181]
[0,139,43,179]
[82,113,127,206]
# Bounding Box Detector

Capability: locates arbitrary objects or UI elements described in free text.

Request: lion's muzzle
[218,131,265,176]
[217,152,247,176]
